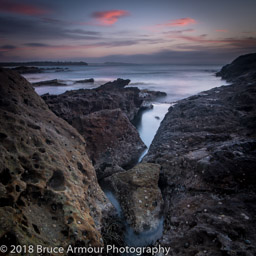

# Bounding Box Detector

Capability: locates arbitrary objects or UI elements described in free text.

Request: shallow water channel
[101,103,170,250]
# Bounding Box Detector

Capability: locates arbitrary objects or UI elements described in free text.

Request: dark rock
[216,52,256,82]
[42,79,165,178]
[33,79,66,86]
[0,68,114,250]
[74,78,94,83]
[43,78,166,122]
[96,78,130,90]
[71,109,146,180]
[139,89,167,101]
[12,66,42,74]
[144,55,256,255]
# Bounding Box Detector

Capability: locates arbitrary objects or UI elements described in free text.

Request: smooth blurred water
[23,64,227,102]
[136,103,171,161]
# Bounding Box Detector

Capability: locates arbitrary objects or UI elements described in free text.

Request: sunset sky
[0,0,256,64]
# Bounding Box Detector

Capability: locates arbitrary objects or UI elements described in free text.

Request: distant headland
[0,61,88,66]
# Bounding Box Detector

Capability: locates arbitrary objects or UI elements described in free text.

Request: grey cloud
[24,43,50,47]
[1,44,16,49]
[0,16,102,41]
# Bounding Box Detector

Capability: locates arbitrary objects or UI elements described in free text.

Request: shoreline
[0,53,255,255]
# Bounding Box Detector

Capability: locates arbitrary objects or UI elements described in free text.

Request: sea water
[23,64,227,102]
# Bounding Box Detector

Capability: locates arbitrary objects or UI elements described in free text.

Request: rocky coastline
[0,53,255,255]
[42,78,166,180]
[144,53,256,255]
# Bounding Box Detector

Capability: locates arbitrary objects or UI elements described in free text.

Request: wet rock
[145,55,256,255]
[0,68,113,252]
[106,163,163,233]
[74,78,94,84]
[43,78,166,123]
[33,79,66,86]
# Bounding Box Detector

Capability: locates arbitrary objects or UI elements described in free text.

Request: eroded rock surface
[42,78,165,122]
[0,68,112,253]
[144,55,256,255]
[42,79,165,178]
[71,109,146,179]
[106,163,163,233]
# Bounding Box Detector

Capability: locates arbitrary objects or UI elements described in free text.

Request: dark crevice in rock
[0,168,12,185]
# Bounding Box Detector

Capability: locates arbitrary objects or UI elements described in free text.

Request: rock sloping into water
[42,79,165,179]
[0,68,113,251]
[144,54,256,255]
[106,163,163,234]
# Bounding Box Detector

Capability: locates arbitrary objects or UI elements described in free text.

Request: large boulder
[106,163,163,233]
[71,109,146,180]
[0,68,112,252]
[216,53,256,82]
[145,56,256,255]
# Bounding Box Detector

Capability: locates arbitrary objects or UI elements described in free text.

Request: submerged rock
[106,163,163,233]
[145,54,256,255]
[0,68,113,252]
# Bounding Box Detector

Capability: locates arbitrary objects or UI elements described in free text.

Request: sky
[0,0,256,64]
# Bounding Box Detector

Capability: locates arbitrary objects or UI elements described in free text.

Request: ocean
[23,64,227,103]
[23,63,228,158]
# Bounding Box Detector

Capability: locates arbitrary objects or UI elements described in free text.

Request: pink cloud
[216,29,228,32]
[92,10,130,25]
[158,18,196,27]
[169,33,231,44]
[0,0,48,16]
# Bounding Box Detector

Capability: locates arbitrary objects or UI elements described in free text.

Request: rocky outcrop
[42,79,165,178]
[33,79,66,86]
[74,78,94,84]
[71,109,146,180]
[106,163,163,233]
[0,68,113,253]
[11,66,69,74]
[216,53,256,82]
[43,78,166,122]
[12,66,43,74]
[145,55,256,255]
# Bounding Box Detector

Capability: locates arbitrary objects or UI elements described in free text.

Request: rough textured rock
[71,109,146,180]
[106,163,163,233]
[216,53,256,82]
[0,68,113,253]
[145,55,256,255]
[42,78,166,122]
[42,79,165,178]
